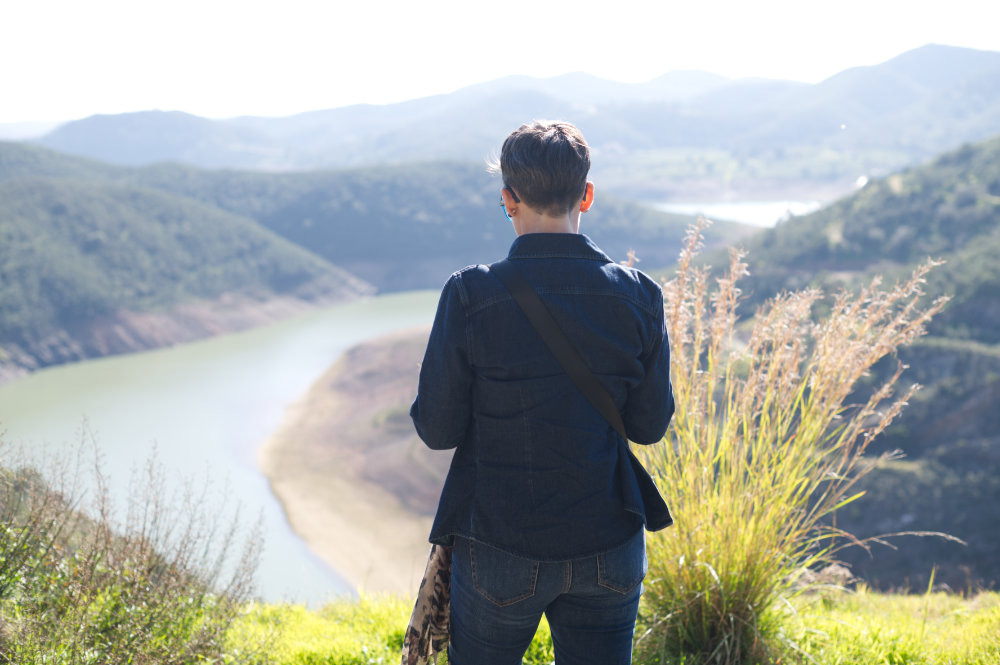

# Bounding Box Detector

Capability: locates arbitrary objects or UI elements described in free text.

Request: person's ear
[579,182,595,212]
[501,187,519,216]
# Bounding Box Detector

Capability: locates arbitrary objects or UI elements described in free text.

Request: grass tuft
[636,218,949,664]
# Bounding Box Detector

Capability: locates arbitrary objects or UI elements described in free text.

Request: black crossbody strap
[490,259,627,440]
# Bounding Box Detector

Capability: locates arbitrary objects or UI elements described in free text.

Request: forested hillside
[693,135,1000,590]
[0,144,373,380]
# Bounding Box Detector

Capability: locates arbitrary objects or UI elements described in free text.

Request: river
[653,200,823,227]
[0,290,439,605]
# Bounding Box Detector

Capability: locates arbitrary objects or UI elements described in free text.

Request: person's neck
[514,209,581,236]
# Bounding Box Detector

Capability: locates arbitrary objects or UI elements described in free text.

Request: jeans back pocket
[469,540,539,607]
[596,529,646,594]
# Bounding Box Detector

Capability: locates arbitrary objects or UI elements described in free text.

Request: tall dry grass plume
[636,219,949,665]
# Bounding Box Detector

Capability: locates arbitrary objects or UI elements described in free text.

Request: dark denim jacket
[410,233,674,560]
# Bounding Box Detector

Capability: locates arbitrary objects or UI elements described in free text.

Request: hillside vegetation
[0,441,260,664]
[692,134,1000,591]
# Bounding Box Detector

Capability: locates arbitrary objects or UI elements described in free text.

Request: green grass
[781,589,1000,665]
[219,591,999,665]
[224,596,555,665]
[223,596,411,665]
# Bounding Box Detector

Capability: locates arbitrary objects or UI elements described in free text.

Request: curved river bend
[0,291,438,605]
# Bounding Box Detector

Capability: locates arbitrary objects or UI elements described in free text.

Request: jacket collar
[507,233,613,263]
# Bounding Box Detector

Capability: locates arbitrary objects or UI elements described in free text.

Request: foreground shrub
[637,221,949,664]
[0,440,261,664]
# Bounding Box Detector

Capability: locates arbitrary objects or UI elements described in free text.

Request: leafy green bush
[636,220,948,664]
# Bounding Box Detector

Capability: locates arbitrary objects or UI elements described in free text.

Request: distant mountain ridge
[36,112,285,169]
[31,45,1000,199]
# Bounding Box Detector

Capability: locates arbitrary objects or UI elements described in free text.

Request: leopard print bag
[400,544,452,665]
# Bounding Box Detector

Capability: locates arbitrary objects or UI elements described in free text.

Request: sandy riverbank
[257,326,451,596]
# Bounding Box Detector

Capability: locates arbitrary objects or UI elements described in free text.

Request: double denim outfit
[411,233,673,663]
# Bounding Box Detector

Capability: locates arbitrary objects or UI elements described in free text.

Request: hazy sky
[2,0,998,124]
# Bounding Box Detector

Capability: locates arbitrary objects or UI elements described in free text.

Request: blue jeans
[448,528,645,665]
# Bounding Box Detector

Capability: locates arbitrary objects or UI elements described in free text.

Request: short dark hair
[495,121,590,216]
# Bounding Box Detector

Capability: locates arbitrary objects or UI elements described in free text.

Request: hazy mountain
[37,111,290,169]
[30,45,1000,200]
[743,45,1000,153]
[455,70,734,106]
[685,78,809,114]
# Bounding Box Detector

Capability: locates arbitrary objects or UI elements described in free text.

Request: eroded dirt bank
[0,289,370,385]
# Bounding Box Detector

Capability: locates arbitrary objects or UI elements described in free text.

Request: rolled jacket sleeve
[410,275,474,450]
